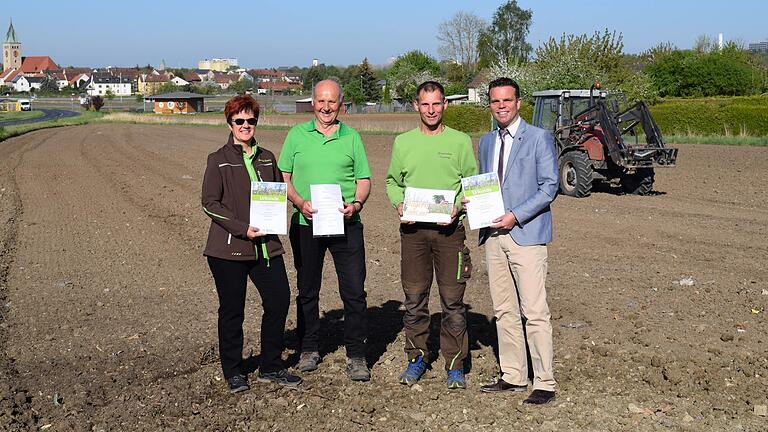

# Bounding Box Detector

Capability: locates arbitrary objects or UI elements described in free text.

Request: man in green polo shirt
[386,81,478,389]
[278,79,371,381]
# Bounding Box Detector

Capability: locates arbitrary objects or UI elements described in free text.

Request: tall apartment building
[198,58,238,72]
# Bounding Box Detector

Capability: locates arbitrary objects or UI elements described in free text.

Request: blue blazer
[478,119,559,246]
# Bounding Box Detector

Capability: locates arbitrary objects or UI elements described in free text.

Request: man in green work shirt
[278,79,372,382]
[385,81,478,389]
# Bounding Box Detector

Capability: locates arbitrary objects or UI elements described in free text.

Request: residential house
[87,72,132,96]
[212,72,234,90]
[47,70,69,90]
[68,73,90,91]
[138,72,172,95]
[259,80,301,95]
[466,72,485,103]
[171,76,189,86]
[11,74,29,92]
[0,67,19,87]
[182,72,202,84]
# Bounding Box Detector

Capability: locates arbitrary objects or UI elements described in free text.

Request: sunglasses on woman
[231,117,257,125]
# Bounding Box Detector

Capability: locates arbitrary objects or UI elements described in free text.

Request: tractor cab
[530,87,677,197]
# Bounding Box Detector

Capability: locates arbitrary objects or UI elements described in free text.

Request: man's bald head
[313,79,344,128]
[313,79,343,102]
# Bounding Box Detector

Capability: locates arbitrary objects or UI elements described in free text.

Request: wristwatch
[352,200,364,211]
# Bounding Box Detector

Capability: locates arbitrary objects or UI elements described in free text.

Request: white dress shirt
[492,115,521,183]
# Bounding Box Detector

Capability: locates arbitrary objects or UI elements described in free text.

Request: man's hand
[490,212,517,230]
[340,201,360,219]
[300,200,317,221]
[460,197,469,211]
[437,206,458,226]
[397,202,415,225]
[246,225,266,239]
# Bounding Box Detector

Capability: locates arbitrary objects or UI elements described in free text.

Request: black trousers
[207,255,290,379]
[289,221,367,358]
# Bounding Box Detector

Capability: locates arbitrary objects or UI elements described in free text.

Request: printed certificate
[401,187,456,224]
[250,181,288,235]
[310,184,345,237]
[461,173,506,230]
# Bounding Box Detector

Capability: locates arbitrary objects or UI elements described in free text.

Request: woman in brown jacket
[202,95,301,393]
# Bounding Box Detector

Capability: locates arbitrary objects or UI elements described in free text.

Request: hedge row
[443,98,767,136]
[650,99,768,136]
[443,104,534,134]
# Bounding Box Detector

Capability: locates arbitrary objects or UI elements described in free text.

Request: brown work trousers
[399,222,471,371]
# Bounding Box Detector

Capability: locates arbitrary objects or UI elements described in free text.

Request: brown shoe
[480,379,528,393]
[523,389,555,405]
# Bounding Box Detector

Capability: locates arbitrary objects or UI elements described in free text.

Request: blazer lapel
[502,120,526,183]
[485,132,496,174]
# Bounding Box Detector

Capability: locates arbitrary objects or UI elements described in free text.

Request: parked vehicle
[532,84,677,197]
[18,99,31,111]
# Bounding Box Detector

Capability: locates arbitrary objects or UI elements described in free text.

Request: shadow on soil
[243,301,501,375]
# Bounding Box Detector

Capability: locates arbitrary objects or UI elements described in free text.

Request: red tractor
[531,85,677,197]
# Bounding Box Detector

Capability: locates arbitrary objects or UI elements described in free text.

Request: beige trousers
[485,231,555,391]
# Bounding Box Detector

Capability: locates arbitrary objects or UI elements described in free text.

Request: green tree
[39,75,59,93]
[645,42,758,96]
[343,80,365,105]
[386,50,441,101]
[229,79,255,94]
[477,0,533,68]
[356,58,381,102]
[154,82,181,95]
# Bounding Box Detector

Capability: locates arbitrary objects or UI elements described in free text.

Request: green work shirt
[278,120,371,225]
[385,126,478,209]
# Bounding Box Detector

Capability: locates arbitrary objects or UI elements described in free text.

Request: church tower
[3,19,21,72]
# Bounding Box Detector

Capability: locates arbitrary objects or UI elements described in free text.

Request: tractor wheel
[622,168,655,195]
[558,151,593,197]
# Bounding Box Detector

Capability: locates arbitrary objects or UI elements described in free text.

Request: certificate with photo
[401,187,456,224]
[249,181,288,235]
[310,184,345,237]
[461,173,506,230]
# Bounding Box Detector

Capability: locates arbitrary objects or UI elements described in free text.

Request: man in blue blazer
[475,77,559,405]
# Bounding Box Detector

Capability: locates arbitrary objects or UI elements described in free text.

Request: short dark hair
[488,77,521,99]
[225,95,260,124]
[415,81,445,101]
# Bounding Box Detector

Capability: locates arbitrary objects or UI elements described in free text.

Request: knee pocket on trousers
[457,246,472,282]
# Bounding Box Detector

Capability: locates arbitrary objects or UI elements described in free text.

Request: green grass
[0,111,104,141]
[664,135,768,146]
[0,110,44,122]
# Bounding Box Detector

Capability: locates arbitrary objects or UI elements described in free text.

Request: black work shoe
[346,357,371,382]
[226,374,249,394]
[257,369,303,388]
[297,351,321,372]
[523,389,555,405]
[480,379,528,393]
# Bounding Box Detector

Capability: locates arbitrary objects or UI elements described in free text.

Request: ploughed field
[0,123,766,431]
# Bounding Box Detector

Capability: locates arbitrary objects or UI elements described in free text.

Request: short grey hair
[312,79,344,102]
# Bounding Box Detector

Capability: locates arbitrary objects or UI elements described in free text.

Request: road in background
[0,108,79,126]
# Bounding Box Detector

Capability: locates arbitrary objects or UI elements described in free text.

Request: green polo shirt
[278,120,371,225]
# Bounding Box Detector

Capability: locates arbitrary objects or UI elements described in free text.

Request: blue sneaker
[399,356,427,386]
[446,369,466,389]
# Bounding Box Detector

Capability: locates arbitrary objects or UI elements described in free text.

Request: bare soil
[0,123,766,431]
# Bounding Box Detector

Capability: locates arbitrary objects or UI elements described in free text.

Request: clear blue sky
[4,0,766,69]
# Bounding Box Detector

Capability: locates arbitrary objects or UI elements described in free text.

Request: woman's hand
[246,225,266,239]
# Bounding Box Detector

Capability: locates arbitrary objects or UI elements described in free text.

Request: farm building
[295,97,313,113]
[146,92,209,114]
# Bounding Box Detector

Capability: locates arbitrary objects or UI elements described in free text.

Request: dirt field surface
[0,123,766,431]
